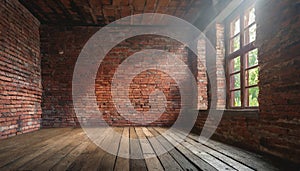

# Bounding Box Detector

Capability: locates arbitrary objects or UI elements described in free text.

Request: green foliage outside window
[234,91,241,107]
[248,49,258,66]
[248,68,258,86]
[248,86,259,106]
[233,56,240,72]
[230,49,259,107]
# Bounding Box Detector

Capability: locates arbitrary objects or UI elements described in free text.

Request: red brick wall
[96,35,188,126]
[193,0,300,164]
[194,110,260,151]
[41,26,198,127]
[41,26,98,127]
[255,0,300,163]
[0,0,41,138]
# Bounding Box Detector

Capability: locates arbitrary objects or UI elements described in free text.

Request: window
[225,1,259,108]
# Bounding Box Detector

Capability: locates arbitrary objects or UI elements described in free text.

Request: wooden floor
[0,127,288,171]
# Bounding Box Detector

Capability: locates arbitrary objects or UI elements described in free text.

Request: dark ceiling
[19,0,231,28]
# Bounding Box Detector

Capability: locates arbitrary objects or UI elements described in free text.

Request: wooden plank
[205,141,277,170]
[154,127,217,171]
[50,138,91,170]
[114,127,130,171]
[0,129,82,170]
[97,127,123,171]
[147,127,198,171]
[143,127,182,170]
[163,128,236,171]
[80,145,107,171]
[17,129,86,170]
[142,127,153,137]
[187,139,254,171]
[175,129,277,171]
[129,127,148,171]
[135,127,154,154]
[181,141,236,171]
[0,128,69,152]
[66,128,111,170]
[66,141,99,170]
[32,136,89,170]
[135,127,164,171]
[0,128,75,168]
[170,130,254,171]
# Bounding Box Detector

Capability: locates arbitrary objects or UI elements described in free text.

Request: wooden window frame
[225,0,259,109]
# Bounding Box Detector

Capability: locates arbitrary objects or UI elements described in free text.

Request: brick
[0,0,41,138]
[40,26,207,127]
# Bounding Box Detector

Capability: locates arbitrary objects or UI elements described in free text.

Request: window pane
[230,35,240,52]
[231,18,240,36]
[247,86,259,107]
[244,24,256,44]
[231,90,241,107]
[246,67,259,86]
[244,7,255,27]
[230,56,240,73]
[230,73,240,89]
[247,49,258,67]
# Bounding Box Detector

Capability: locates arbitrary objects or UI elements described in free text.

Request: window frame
[225,0,259,109]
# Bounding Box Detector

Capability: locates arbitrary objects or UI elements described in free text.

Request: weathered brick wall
[41,26,98,127]
[41,26,200,127]
[255,0,300,163]
[194,0,300,164]
[96,35,188,126]
[194,110,260,151]
[0,0,41,138]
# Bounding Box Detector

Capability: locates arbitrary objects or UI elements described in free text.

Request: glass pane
[231,18,240,36]
[230,35,240,52]
[231,90,241,107]
[230,56,240,73]
[230,73,240,89]
[247,86,259,107]
[244,24,256,44]
[247,49,258,67]
[247,67,259,86]
[244,7,255,27]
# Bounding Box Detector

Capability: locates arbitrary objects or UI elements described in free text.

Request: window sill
[225,108,259,112]
[223,109,259,118]
[197,109,259,118]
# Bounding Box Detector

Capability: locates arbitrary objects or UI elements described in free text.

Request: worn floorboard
[0,127,290,171]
